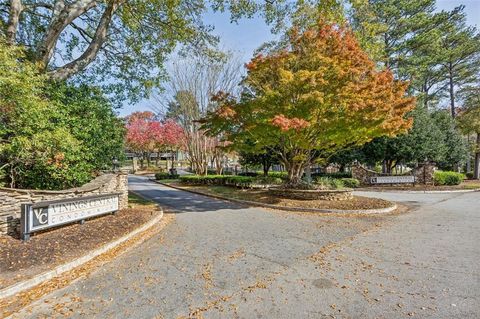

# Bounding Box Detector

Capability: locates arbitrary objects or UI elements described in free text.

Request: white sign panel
[21,194,119,240]
[370,176,415,184]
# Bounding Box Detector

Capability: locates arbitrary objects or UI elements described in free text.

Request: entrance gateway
[20,193,120,240]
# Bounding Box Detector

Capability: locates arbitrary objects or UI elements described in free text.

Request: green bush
[314,177,344,190]
[179,175,256,188]
[434,171,465,186]
[267,171,288,179]
[155,172,179,180]
[254,176,283,185]
[0,44,125,190]
[311,171,352,179]
[238,171,259,177]
[341,178,360,188]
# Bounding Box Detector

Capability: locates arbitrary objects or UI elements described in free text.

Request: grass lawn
[128,192,156,207]
[156,179,180,184]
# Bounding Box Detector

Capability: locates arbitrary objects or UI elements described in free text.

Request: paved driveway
[11,176,480,318]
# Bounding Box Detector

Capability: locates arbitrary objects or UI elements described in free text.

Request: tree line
[201,0,480,181]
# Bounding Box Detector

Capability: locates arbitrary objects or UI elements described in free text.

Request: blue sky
[120,0,480,116]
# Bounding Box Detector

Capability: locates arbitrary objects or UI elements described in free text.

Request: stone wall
[269,188,353,201]
[352,163,435,185]
[0,172,128,235]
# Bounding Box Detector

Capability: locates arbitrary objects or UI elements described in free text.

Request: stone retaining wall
[0,172,128,235]
[352,163,435,185]
[269,188,353,201]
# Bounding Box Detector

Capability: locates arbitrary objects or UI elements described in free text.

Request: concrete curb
[355,188,480,194]
[152,179,398,215]
[0,205,163,300]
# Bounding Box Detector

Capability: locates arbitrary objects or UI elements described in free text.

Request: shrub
[466,172,474,179]
[254,176,283,185]
[341,178,360,188]
[311,171,352,179]
[434,171,465,186]
[179,175,255,188]
[238,171,259,177]
[314,177,344,190]
[155,172,179,180]
[267,171,288,179]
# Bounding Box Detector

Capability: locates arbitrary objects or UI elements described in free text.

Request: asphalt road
[11,176,480,318]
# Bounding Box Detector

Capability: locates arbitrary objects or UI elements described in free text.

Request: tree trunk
[474,133,480,180]
[466,134,471,173]
[262,158,271,177]
[171,150,176,170]
[6,0,22,44]
[146,153,151,168]
[448,63,455,118]
[285,162,306,187]
[422,81,430,109]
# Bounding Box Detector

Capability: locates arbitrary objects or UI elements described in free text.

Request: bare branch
[49,1,125,80]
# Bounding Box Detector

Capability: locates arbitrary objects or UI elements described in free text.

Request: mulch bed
[166,182,392,210]
[0,204,160,290]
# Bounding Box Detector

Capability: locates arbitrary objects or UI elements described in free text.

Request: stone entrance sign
[20,193,120,240]
[352,162,436,185]
[370,176,415,184]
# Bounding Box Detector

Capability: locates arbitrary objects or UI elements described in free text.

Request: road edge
[355,188,480,194]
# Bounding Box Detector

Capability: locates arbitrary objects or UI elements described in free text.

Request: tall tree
[155,50,242,175]
[125,111,160,168]
[0,0,292,100]
[458,85,480,179]
[202,21,415,186]
[349,0,437,74]
[437,7,480,118]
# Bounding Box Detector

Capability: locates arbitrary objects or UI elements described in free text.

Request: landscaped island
[155,172,393,212]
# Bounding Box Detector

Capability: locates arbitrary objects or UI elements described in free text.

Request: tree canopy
[202,21,415,186]
[0,0,294,101]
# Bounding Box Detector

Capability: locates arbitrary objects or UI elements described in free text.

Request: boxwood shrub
[155,172,179,180]
[311,171,352,179]
[314,177,344,190]
[341,178,360,188]
[178,174,286,188]
[434,171,465,186]
[179,175,256,188]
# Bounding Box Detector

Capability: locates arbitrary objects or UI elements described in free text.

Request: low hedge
[155,172,179,180]
[267,171,288,179]
[179,174,284,188]
[341,178,360,188]
[311,171,352,179]
[179,175,255,188]
[434,171,465,186]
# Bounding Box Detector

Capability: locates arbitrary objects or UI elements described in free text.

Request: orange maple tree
[203,21,415,186]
